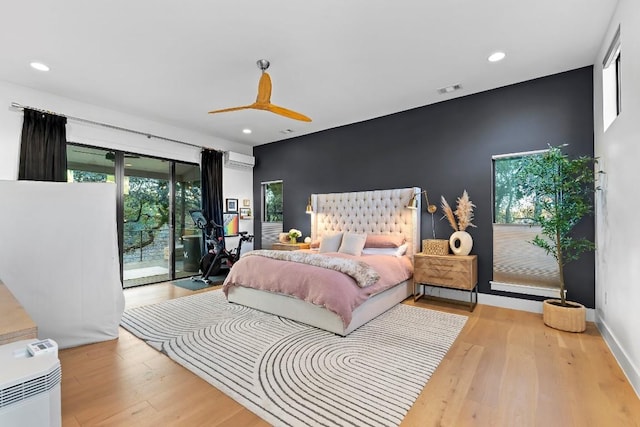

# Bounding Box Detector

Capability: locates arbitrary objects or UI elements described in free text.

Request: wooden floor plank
[57,283,640,426]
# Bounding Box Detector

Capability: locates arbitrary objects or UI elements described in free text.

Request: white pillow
[319,233,343,253]
[338,232,367,256]
[362,243,408,257]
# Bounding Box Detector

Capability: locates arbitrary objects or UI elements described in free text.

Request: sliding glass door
[67,144,200,287]
[174,163,201,279]
[123,157,171,287]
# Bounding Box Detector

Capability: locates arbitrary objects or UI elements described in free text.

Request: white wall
[593,0,640,397]
[0,79,255,245]
[223,165,255,253]
[0,181,124,348]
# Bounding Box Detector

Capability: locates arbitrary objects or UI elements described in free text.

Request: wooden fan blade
[208,105,252,114]
[256,72,272,104]
[267,104,312,122]
[208,69,310,122]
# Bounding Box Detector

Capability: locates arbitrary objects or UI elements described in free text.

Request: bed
[223,187,421,335]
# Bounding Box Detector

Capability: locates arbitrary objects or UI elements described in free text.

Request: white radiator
[0,339,61,427]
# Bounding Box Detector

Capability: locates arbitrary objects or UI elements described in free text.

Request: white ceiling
[0,1,617,147]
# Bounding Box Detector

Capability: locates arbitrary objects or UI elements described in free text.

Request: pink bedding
[222,252,413,327]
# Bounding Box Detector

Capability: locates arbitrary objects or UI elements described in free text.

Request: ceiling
[0,1,617,147]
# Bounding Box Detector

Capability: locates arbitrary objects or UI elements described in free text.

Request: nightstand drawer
[414,254,477,290]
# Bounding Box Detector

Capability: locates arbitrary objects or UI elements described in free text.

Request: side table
[413,253,478,311]
[271,242,311,251]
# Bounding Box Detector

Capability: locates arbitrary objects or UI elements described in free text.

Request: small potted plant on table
[288,228,302,244]
[518,145,602,332]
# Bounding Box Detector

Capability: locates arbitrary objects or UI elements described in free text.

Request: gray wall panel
[253,67,595,308]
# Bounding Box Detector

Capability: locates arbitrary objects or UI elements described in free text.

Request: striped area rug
[121,290,467,427]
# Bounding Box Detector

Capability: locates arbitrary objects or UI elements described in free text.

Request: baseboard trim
[418,286,595,321]
[490,281,565,298]
[596,314,640,399]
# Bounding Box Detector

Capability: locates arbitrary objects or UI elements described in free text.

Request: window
[262,181,283,222]
[493,155,537,224]
[603,25,621,131]
[491,150,560,296]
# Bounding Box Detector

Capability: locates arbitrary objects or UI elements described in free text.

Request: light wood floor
[59,283,640,426]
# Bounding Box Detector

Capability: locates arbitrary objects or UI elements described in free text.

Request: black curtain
[201,149,224,247]
[18,108,68,181]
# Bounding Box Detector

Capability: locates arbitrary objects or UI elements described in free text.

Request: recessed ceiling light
[488,51,506,62]
[242,128,252,134]
[279,129,295,134]
[30,62,50,71]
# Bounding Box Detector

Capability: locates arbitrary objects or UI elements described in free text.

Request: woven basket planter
[422,239,450,256]
[542,299,586,333]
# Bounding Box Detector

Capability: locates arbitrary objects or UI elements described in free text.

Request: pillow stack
[316,232,407,257]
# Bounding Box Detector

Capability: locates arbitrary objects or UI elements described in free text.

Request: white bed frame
[227,187,421,335]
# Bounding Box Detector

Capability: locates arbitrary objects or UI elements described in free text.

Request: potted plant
[518,144,601,332]
[288,228,302,244]
[441,190,476,256]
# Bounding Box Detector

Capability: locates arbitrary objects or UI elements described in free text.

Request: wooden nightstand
[271,242,311,251]
[413,253,478,311]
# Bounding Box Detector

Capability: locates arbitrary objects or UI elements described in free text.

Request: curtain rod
[10,101,216,150]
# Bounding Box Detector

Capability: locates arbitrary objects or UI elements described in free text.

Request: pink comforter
[222,252,413,327]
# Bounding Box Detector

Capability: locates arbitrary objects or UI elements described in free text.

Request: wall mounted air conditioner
[0,339,61,427]
[224,151,255,169]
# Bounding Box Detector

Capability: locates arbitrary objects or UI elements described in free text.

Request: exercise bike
[189,210,253,284]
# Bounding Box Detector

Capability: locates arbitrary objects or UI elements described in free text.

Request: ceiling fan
[208,59,312,122]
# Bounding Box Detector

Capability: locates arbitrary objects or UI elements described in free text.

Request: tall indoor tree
[518,145,602,331]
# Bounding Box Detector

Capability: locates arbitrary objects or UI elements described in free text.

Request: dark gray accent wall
[253,67,595,308]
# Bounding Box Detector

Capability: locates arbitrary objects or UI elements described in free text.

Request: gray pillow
[319,232,343,253]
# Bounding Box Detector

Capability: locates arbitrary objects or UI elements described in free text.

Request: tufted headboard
[310,187,421,257]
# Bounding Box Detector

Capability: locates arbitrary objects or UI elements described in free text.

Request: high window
[603,25,621,131]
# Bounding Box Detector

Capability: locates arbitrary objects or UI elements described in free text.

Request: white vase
[449,231,473,256]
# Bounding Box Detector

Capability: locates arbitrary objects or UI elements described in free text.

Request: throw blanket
[243,250,380,288]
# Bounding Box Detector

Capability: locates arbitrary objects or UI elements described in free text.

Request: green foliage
[68,163,201,257]
[123,177,201,253]
[264,182,283,222]
[517,145,601,305]
[70,170,110,182]
[494,157,535,223]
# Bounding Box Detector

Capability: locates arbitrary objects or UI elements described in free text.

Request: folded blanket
[242,250,380,287]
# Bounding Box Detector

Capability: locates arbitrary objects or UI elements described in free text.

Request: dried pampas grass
[441,190,476,232]
[441,196,458,231]
[454,190,476,231]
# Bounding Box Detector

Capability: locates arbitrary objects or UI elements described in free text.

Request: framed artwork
[242,199,251,207]
[239,207,252,219]
[226,198,238,212]
[223,212,239,236]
